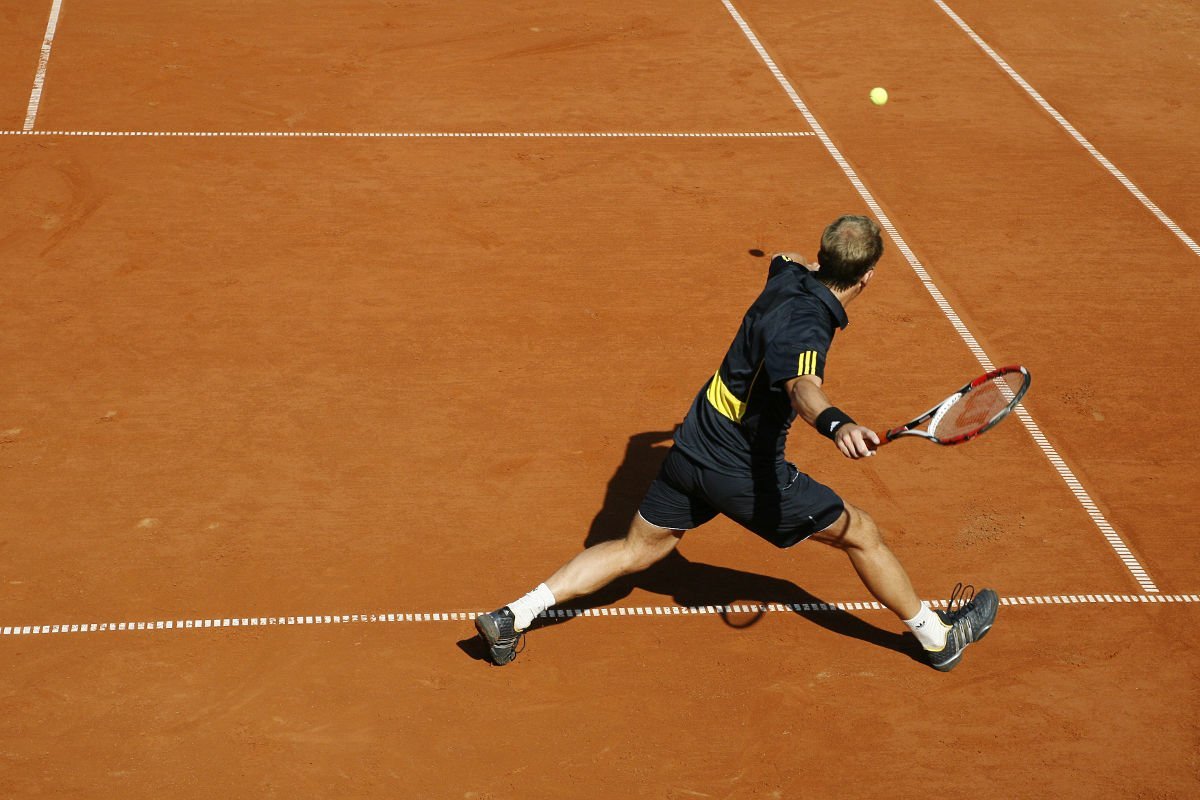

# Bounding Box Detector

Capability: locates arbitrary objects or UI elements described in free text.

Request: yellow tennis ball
[870,87,889,106]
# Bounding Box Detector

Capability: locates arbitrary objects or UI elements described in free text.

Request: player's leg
[475,447,713,666]
[808,503,922,620]
[810,501,999,671]
[475,514,682,666]
[543,513,683,604]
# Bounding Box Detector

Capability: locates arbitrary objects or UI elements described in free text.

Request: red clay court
[1,1,1197,797]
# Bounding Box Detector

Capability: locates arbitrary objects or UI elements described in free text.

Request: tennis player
[476,215,998,671]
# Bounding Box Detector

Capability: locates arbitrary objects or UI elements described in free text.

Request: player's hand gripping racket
[880,365,1031,446]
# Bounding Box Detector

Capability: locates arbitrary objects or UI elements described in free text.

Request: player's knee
[844,505,884,549]
[621,538,668,573]
[623,517,681,570]
[816,504,882,552]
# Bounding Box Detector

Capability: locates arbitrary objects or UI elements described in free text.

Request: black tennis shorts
[638,446,844,548]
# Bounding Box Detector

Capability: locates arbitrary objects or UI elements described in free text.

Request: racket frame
[882,365,1031,446]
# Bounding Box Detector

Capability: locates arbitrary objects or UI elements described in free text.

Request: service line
[24,0,65,131]
[933,0,1199,259]
[2,593,1197,638]
[719,0,1160,594]
[0,130,816,139]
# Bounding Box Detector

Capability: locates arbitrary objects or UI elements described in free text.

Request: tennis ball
[870,87,889,106]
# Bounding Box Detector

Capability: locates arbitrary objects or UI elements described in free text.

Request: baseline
[3,593,1197,638]
[718,0,1159,594]
[0,129,815,139]
[932,0,1199,258]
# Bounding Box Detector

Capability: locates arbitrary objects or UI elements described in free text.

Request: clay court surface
[2,0,1198,796]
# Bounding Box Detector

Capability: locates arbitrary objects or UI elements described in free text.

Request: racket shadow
[529,429,924,664]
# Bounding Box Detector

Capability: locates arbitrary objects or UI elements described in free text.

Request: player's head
[816,215,883,290]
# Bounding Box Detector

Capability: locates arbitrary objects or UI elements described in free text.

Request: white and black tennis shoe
[475,607,525,666]
[926,583,998,672]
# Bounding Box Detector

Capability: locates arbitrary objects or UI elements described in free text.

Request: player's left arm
[786,375,880,459]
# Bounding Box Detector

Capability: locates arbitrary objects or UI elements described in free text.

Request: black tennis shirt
[673,255,849,476]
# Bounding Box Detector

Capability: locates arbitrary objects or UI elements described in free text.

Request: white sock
[903,603,950,651]
[508,583,557,631]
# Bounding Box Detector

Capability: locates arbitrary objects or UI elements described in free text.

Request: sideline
[24,0,65,131]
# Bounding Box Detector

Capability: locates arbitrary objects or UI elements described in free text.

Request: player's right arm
[786,375,880,459]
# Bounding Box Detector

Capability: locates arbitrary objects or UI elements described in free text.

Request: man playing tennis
[476,215,998,671]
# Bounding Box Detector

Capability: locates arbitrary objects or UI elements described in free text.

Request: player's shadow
[460,430,924,664]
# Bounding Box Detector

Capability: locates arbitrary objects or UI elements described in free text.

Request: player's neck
[831,284,864,307]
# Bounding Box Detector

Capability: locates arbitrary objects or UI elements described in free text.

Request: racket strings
[933,372,1026,439]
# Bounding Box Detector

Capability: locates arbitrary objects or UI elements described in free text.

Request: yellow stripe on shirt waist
[705,371,748,423]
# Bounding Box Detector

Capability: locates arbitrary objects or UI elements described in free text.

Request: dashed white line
[719,0,1159,593]
[2,594,1196,637]
[933,0,1199,259]
[23,0,65,131]
[0,130,816,139]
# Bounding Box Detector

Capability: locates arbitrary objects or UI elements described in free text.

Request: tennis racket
[880,365,1030,446]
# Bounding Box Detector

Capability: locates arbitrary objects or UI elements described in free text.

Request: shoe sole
[474,613,499,644]
[474,613,518,666]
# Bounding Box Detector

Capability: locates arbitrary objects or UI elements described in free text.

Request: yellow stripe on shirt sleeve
[798,350,818,376]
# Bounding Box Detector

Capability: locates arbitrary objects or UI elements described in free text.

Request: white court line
[0,130,815,139]
[23,0,65,131]
[2,594,1197,637]
[719,0,1160,593]
[933,0,1199,259]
